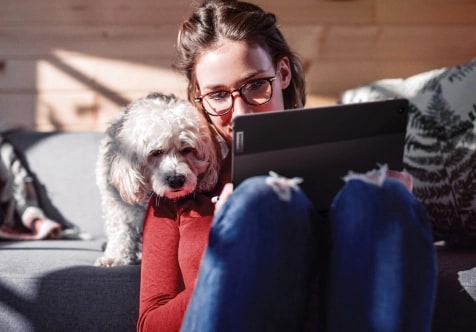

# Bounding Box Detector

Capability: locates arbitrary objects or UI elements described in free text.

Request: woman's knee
[331,177,433,240]
[333,176,418,210]
[227,174,312,214]
[211,175,314,246]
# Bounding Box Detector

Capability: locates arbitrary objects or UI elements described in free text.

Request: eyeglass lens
[203,78,273,115]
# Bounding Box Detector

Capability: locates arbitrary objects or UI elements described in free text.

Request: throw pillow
[340,58,476,247]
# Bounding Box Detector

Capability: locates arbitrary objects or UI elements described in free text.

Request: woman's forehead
[195,40,273,90]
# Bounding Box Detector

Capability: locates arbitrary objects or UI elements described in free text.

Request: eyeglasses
[194,76,277,116]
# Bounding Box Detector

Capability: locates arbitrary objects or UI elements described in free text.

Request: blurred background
[1,0,475,131]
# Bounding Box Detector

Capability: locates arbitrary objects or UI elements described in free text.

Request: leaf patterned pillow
[340,58,476,247]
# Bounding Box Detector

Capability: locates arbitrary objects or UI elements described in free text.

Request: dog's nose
[167,175,186,189]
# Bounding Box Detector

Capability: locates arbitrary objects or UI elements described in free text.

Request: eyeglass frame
[194,75,278,117]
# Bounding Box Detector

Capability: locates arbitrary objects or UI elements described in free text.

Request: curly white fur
[95,93,220,267]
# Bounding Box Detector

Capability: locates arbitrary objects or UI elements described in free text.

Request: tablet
[232,99,409,211]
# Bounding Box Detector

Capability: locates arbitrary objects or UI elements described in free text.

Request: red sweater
[137,191,218,332]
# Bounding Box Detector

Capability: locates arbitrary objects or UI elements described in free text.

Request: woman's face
[194,40,292,146]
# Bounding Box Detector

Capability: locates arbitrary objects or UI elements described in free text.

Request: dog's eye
[149,149,164,157]
[181,147,195,155]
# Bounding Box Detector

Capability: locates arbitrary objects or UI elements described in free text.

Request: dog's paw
[94,255,139,267]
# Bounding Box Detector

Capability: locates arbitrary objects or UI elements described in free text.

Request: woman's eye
[246,79,267,91]
[208,91,229,101]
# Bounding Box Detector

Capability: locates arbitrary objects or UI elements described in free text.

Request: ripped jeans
[181,171,436,332]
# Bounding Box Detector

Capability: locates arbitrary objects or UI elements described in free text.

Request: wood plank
[305,59,466,97]
[316,25,476,61]
[36,90,120,131]
[35,89,189,132]
[0,59,37,90]
[0,54,188,95]
[1,90,167,132]
[0,26,179,59]
[305,93,338,107]
[35,52,187,93]
[376,26,476,61]
[281,24,476,70]
[377,0,476,24]
[281,26,326,61]
[254,0,375,24]
[0,93,37,129]
[1,0,192,26]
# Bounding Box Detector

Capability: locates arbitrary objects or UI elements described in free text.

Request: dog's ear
[196,130,221,193]
[109,149,150,204]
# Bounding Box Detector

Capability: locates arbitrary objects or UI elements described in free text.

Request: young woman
[137,1,437,331]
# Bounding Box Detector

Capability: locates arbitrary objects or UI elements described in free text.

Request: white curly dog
[95,92,221,267]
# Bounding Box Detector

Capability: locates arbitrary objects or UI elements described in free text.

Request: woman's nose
[231,92,253,116]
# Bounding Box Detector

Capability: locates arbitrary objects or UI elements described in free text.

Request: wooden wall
[1,0,475,131]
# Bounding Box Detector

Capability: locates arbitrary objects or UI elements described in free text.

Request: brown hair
[174,0,306,110]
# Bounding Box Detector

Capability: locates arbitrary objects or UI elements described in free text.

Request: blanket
[0,134,64,240]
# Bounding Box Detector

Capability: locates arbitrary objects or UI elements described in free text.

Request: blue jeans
[181,176,436,332]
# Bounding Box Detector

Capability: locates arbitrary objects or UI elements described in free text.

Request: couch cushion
[0,240,140,332]
[4,131,105,237]
[340,58,476,246]
[433,245,476,332]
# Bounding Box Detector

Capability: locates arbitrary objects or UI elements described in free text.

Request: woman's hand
[214,183,233,214]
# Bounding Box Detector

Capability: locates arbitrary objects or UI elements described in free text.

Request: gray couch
[0,125,475,331]
[0,131,140,332]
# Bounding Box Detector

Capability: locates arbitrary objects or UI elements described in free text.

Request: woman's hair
[174,0,306,110]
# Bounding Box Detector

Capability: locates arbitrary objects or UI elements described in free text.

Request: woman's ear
[277,57,292,90]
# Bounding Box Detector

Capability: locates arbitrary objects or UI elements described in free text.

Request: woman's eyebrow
[202,69,268,92]
[240,70,268,83]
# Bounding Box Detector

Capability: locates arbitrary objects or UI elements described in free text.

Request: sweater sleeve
[137,195,214,332]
